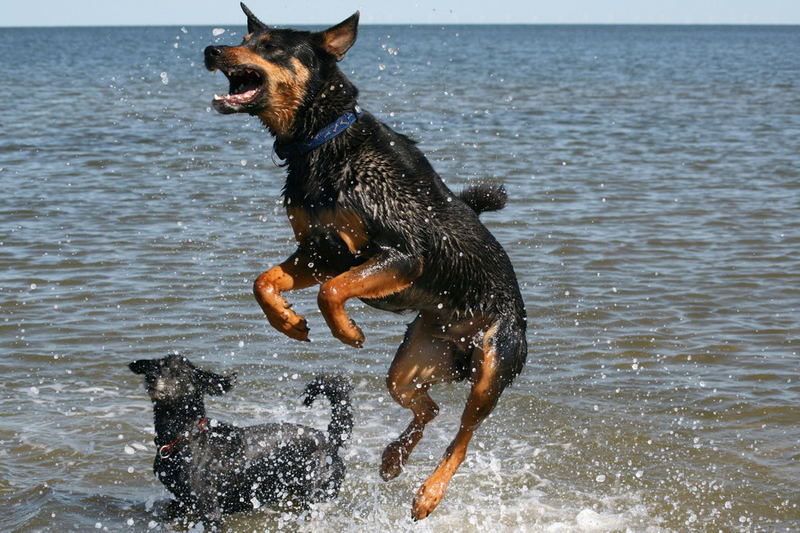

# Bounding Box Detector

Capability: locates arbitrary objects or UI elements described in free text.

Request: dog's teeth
[213,94,223,101]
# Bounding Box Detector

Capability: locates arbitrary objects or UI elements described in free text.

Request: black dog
[205,4,526,520]
[129,354,352,530]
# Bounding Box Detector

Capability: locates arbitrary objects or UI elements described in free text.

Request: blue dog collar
[274,105,363,160]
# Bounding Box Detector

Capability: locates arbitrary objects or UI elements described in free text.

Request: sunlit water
[1,24,798,532]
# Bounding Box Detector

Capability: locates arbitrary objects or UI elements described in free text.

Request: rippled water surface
[1,24,799,532]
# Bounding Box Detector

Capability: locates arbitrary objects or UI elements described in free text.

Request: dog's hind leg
[381,313,460,481]
[410,318,524,520]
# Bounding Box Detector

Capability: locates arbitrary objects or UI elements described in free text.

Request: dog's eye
[261,43,286,56]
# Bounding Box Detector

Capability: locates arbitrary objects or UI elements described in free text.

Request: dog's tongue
[214,89,257,104]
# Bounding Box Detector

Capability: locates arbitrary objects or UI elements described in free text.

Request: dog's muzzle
[204,46,226,70]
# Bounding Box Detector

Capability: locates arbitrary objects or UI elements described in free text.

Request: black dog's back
[215,377,354,507]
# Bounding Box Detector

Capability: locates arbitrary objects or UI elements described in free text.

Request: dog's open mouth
[212,68,265,113]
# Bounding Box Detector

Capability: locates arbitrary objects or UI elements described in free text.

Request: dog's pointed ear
[195,368,236,395]
[319,12,359,61]
[129,359,156,375]
[241,2,267,33]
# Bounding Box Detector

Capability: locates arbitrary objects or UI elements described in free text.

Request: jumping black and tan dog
[204,3,527,520]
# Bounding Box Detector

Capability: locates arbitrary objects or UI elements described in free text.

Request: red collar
[158,417,208,458]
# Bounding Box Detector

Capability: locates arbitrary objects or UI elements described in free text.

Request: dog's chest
[287,205,370,256]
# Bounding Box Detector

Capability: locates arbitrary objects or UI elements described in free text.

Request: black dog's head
[204,3,359,135]
[129,354,235,403]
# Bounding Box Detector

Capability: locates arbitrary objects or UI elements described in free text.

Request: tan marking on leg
[317,254,421,347]
[381,314,460,480]
[253,251,331,341]
[411,323,502,520]
[381,385,438,480]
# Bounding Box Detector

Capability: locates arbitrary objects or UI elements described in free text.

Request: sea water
[1,24,798,531]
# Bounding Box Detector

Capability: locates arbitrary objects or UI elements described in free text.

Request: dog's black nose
[205,46,223,60]
[204,46,227,70]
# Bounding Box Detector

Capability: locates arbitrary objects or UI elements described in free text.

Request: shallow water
[1,24,798,532]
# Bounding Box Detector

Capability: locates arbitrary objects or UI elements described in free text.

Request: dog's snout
[205,46,223,58]
[204,46,226,69]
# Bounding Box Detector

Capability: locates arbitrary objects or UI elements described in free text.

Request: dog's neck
[290,68,359,144]
[152,396,206,446]
[278,68,365,202]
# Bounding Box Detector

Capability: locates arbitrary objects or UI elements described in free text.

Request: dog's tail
[303,376,353,451]
[459,183,507,214]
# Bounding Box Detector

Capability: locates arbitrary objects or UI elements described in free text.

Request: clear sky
[3,0,799,26]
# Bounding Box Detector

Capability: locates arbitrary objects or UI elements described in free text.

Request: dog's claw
[325,314,365,347]
[266,308,310,342]
[411,480,446,521]
[332,324,365,347]
[285,321,310,342]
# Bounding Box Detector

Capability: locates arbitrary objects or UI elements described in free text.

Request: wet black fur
[129,354,353,531]
[205,6,527,386]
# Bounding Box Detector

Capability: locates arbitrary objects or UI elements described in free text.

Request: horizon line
[3,22,800,29]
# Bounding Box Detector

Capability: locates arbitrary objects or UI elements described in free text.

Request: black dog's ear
[240,2,267,34]
[318,12,359,61]
[195,368,236,396]
[129,359,156,375]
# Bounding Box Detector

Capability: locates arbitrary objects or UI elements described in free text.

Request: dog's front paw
[331,319,364,347]
[411,479,447,521]
[267,308,310,342]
